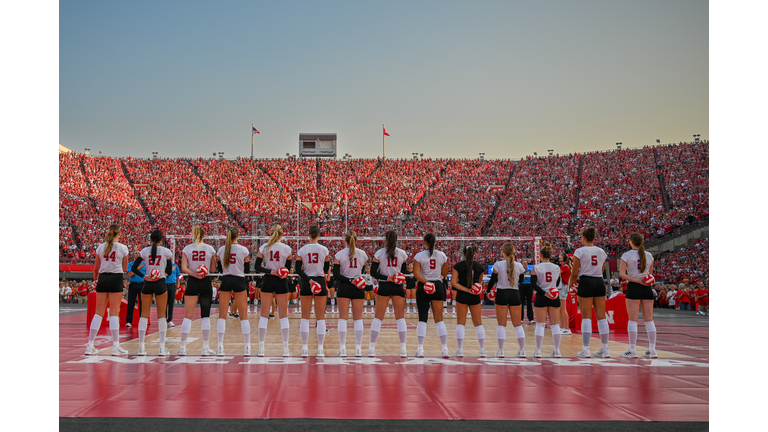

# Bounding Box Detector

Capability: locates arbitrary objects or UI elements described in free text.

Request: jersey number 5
[230,254,236,264]
[591,256,598,266]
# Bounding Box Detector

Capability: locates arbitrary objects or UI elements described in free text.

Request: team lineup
[85,224,660,360]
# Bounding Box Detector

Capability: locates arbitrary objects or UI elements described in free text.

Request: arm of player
[413,261,427,284]
[369,260,391,282]
[333,260,351,284]
[487,272,498,291]
[295,259,310,283]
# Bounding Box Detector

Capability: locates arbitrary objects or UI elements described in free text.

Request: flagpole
[382,124,385,158]
[251,123,254,159]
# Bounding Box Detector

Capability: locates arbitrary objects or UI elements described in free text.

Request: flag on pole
[383,127,390,137]
[252,126,260,135]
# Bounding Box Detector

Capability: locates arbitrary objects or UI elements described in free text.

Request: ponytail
[541,242,552,260]
[345,230,357,259]
[149,229,163,262]
[629,232,647,272]
[265,224,283,254]
[502,242,516,285]
[223,227,238,269]
[464,245,476,287]
[192,226,205,244]
[104,224,120,255]
[424,233,436,257]
[385,230,397,259]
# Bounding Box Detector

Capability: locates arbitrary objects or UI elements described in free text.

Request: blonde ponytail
[345,230,357,259]
[192,226,205,244]
[104,224,120,255]
[502,242,516,285]
[265,224,283,254]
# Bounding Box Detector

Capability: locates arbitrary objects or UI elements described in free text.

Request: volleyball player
[295,225,331,357]
[558,252,573,335]
[569,227,609,358]
[531,242,562,358]
[369,230,409,357]
[619,233,658,359]
[412,233,450,358]
[85,224,130,356]
[451,245,487,357]
[134,229,174,356]
[333,230,369,357]
[214,227,252,356]
[362,264,375,314]
[404,261,416,315]
[179,226,218,356]
[486,242,526,358]
[254,224,293,357]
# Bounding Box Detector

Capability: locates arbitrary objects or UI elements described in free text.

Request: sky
[59,0,708,160]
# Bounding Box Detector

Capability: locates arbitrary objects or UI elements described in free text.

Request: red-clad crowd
[652,238,708,285]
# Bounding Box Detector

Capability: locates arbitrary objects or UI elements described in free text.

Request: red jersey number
[307,253,319,264]
[545,272,552,283]
[230,254,237,264]
[350,258,358,269]
[148,255,160,265]
[103,251,116,262]
[191,251,206,262]
[387,257,398,267]
[270,251,280,261]
[430,259,436,270]
[591,256,598,266]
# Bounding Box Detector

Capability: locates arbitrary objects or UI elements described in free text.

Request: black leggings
[416,298,435,322]
[198,293,213,318]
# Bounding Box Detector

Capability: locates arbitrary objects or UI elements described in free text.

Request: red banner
[579,208,600,218]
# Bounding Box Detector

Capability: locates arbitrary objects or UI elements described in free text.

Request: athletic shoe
[442,348,450,358]
[560,328,572,335]
[577,348,591,358]
[138,344,147,356]
[368,347,376,357]
[454,349,464,358]
[338,348,347,357]
[316,348,324,358]
[282,347,292,357]
[400,348,409,358]
[355,347,363,357]
[167,321,175,328]
[495,349,505,358]
[85,344,98,356]
[125,323,132,328]
[516,349,526,358]
[551,349,561,358]
[228,313,236,319]
[415,348,425,358]
[643,349,658,359]
[244,346,252,357]
[201,346,216,356]
[593,348,610,358]
[301,347,310,358]
[257,346,265,357]
[217,346,225,356]
[269,314,275,319]
[533,350,542,358]
[177,347,187,356]
[158,346,170,356]
[620,349,638,358]
[530,321,536,326]
[479,349,487,358]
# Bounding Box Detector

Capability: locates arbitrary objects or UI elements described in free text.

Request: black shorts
[626,282,655,300]
[534,291,562,308]
[219,275,247,293]
[260,274,288,294]
[416,280,446,302]
[494,289,522,306]
[364,284,373,292]
[300,276,328,296]
[337,280,365,300]
[577,276,606,298]
[456,290,481,306]
[185,276,212,297]
[96,273,123,293]
[376,281,405,298]
[142,278,167,296]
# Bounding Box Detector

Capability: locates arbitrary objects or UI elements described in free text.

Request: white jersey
[182,242,217,269]
[217,244,250,277]
[259,242,292,271]
[374,247,409,278]
[298,243,330,277]
[533,262,561,290]
[139,246,173,279]
[362,274,375,286]
[621,249,654,279]
[413,249,448,281]
[95,241,129,273]
[492,259,525,289]
[573,246,607,278]
[335,247,369,279]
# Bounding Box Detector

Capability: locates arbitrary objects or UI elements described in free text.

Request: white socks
[456,324,465,351]
[475,325,485,351]
[354,319,364,349]
[180,318,192,346]
[317,320,326,348]
[201,317,211,348]
[217,318,226,348]
[370,318,382,346]
[581,319,592,350]
[628,320,638,351]
[241,320,250,346]
[138,317,148,346]
[397,318,407,350]
[551,324,561,351]
[417,321,427,350]
[338,319,348,349]
[515,325,525,350]
[597,318,609,350]
[108,316,119,345]
[497,325,506,350]
[645,321,657,350]
[88,314,103,345]
[436,321,448,350]
[280,317,290,348]
[300,318,310,348]
[535,323,546,351]
[259,316,268,346]
[158,318,167,347]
